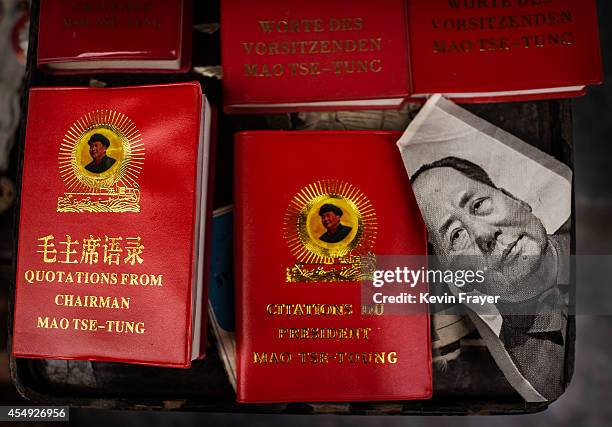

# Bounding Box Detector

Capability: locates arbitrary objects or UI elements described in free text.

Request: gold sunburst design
[57,110,144,213]
[284,180,378,263]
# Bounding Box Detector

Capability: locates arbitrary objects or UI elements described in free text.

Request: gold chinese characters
[36,234,144,265]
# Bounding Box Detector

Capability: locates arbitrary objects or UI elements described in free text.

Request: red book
[12,82,213,368]
[37,0,192,73]
[407,0,603,102]
[221,0,602,112]
[221,0,411,113]
[234,131,432,402]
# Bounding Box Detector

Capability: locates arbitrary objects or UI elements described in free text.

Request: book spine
[403,0,415,98]
[198,103,218,358]
[179,0,193,72]
[233,134,247,400]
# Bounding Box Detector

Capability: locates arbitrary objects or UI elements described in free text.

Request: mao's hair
[87,133,111,149]
[411,156,497,189]
[318,203,343,217]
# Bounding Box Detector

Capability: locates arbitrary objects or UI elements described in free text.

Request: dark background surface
[2,0,612,425]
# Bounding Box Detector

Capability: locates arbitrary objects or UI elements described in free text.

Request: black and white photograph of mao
[398,95,573,403]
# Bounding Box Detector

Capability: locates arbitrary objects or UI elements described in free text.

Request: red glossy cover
[221,0,411,113]
[222,0,602,110]
[37,0,192,73]
[13,83,206,368]
[408,0,603,97]
[235,131,431,402]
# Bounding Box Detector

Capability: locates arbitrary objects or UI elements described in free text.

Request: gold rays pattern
[59,110,144,192]
[284,180,378,263]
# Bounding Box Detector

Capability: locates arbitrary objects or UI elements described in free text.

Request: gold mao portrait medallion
[284,180,378,283]
[57,110,144,213]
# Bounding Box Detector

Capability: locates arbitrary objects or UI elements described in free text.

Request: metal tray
[8,0,574,415]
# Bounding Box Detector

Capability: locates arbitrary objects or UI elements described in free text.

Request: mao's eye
[473,197,492,215]
[450,228,469,251]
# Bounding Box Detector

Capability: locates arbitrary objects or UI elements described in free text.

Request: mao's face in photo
[320,210,341,231]
[89,140,107,163]
[413,166,549,300]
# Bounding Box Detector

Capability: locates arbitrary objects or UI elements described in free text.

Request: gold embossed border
[59,110,144,192]
[284,180,377,263]
[57,110,144,213]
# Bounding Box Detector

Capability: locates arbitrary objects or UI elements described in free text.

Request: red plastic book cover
[234,131,432,402]
[37,0,192,72]
[221,0,411,112]
[408,0,603,99]
[13,83,207,368]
